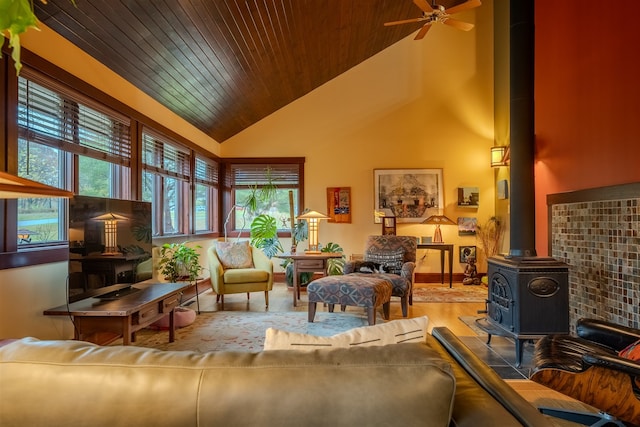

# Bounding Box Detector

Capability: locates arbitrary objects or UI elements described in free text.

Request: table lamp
[422,215,456,243]
[297,210,329,253]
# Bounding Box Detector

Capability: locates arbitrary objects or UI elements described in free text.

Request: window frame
[222,159,305,238]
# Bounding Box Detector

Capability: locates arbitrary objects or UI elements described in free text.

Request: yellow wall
[222,2,495,273]
[1,2,495,339]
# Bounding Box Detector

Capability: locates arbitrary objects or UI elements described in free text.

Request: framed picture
[497,179,509,200]
[459,245,477,263]
[457,217,477,236]
[457,187,479,208]
[373,168,444,223]
[326,187,351,223]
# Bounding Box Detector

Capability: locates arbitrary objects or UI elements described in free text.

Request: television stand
[44,282,190,345]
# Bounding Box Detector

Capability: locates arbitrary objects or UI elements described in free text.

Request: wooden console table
[274,252,343,307]
[417,243,454,288]
[44,282,190,345]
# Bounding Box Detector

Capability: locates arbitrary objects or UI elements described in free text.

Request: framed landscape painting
[374,168,444,223]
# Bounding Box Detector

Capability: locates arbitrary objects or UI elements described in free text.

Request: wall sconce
[422,215,456,243]
[297,210,329,253]
[491,146,510,167]
[92,212,129,256]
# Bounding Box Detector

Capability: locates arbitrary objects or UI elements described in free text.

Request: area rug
[412,285,488,303]
[132,311,377,353]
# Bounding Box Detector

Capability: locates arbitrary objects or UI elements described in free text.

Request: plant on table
[158,242,203,283]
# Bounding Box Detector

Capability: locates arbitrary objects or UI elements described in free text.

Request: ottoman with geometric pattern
[307,275,392,325]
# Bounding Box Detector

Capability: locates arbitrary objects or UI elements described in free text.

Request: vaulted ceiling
[35,0,468,143]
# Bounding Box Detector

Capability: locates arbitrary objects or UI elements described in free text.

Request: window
[16,69,131,245]
[141,128,191,236]
[194,155,219,233]
[227,162,304,234]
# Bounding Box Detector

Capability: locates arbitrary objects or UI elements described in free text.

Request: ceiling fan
[384,0,482,40]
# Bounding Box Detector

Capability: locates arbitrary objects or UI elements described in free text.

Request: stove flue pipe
[508,0,536,258]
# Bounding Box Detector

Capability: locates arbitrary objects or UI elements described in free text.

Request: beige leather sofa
[0,328,553,427]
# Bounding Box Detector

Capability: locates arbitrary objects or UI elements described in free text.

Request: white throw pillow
[215,241,254,269]
[263,316,429,351]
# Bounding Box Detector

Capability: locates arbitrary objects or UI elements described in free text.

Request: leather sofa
[0,327,552,427]
[531,318,640,425]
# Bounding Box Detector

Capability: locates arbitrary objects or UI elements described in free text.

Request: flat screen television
[67,195,153,302]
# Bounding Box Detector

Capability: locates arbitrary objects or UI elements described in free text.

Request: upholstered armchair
[344,235,417,317]
[207,241,274,310]
[530,318,640,426]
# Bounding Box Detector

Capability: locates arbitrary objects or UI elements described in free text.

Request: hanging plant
[1,0,75,75]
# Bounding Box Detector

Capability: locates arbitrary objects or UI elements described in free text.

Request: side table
[274,252,343,307]
[417,243,454,288]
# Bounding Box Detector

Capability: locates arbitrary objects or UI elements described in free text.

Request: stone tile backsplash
[551,197,639,330]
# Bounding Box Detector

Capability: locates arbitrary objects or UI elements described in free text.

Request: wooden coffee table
[44,282,190,345]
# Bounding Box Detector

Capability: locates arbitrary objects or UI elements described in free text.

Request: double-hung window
[194,155,219,233]
[16,68,131,245]
[228,161,304,234]
[141,128,191,236]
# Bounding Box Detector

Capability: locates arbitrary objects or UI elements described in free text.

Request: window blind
[18,69,131,166]
[195,156,219,185]
[141,128,191,180]
[230,163,301,187]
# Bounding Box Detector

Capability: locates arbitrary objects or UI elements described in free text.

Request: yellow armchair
[207,243,273,310]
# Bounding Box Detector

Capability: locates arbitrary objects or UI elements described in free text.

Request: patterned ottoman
[307,275,392,325]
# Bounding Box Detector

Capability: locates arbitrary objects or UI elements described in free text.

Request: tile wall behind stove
[551,196,639,330]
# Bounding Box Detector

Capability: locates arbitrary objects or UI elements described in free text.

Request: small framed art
[459,245,477,263]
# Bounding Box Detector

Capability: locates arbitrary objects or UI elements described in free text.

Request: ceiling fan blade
[445,0,482,16]
[413,0,434,14]
[443,18,474,31]
[414,23,432,40]
[384,17,425,26]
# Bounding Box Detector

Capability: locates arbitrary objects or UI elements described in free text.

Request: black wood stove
[478,256,569,367]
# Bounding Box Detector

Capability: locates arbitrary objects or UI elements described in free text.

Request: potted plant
[158,242,203,283]
[1,0,77,75]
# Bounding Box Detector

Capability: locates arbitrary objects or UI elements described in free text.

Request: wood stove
[479,255,569,366]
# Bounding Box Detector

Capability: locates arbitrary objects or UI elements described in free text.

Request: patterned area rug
[132,311,377,353]
[412,285,488,303]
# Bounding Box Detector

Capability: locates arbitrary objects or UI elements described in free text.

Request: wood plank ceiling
[34,0,466,143]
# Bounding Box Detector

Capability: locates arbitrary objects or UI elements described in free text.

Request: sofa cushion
[264,316,428,351]
[0,337,455,427]
[216,241,254,269]
[223,268,269,284]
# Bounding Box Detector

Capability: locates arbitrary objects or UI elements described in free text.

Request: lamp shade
[422,215,456,226]
[0,171,73,199]
[422,215,456,243]
[297,210,329,253]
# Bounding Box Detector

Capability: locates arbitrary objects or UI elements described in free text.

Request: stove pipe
[508,0,536,257]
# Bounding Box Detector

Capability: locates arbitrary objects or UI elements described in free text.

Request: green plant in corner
[0,0,76,75]
[322,242,345,276]
[158,242,203,283]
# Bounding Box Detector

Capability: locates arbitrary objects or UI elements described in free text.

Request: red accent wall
[534,0,640,255]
